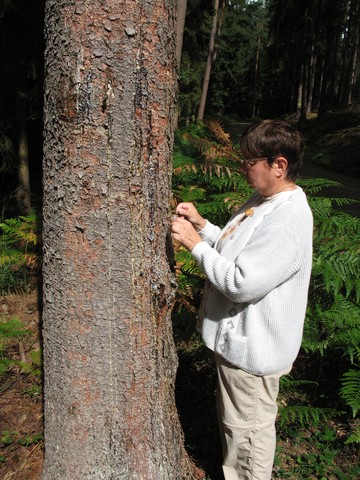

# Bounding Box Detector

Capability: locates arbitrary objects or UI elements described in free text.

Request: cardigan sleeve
[191,217,301,303]
[197,220,222,247]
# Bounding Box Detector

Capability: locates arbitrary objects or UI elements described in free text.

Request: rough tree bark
[42,1,202,479]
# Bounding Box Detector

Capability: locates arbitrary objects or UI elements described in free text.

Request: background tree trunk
[197,0,220,121]
[175,0,188,128]
[252,34,261,118]
[42,1,201,478]
[176,0,188,68]
[15,92,32,216]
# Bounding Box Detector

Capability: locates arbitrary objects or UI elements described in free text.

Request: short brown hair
[240,119,304,182]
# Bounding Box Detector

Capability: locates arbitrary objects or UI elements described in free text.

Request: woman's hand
[175,202,206,231]
[171,216,202,252]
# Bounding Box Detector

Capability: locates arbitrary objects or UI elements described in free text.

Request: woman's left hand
[171,216,202,251]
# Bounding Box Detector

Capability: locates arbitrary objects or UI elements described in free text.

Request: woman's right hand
[175,202,206,231]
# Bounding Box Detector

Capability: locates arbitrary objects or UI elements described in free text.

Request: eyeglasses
[241,157,273,167]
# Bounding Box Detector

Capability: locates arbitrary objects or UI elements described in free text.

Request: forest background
[0,0,359,479]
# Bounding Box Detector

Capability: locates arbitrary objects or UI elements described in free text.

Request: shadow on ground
[176,344,224,480]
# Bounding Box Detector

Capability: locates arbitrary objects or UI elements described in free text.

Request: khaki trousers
[215,355,291,480]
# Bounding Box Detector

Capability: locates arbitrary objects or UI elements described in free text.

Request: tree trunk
[15,91,32,216]
[305,0,318,116]
[197,0,220,121]
[306,50,316,115]
[252,34,261,118]
[300,62,308,122]
[299,7,310,123]
[175,0,188,128]
[348,32,360,104]
[319,1,345,115]
[42,1,202,479]
[344,0,360,104]
[176,0,188,68]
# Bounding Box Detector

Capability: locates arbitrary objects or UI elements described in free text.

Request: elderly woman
[171,120,313,480]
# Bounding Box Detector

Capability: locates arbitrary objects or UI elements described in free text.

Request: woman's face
[240,158,279,196]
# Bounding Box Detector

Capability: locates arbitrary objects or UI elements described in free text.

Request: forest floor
[0,290,43,480]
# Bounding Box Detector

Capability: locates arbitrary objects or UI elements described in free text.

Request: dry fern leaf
[205,118,231,146]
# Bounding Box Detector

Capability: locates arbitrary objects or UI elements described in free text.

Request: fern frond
[308,196,333,218]
[280,376,318,389]
[204,144,240,163]
[298,177,342,194]
[173,185,207,204]
[174,161,234,179]
[0,213,38,247]
[173,247,205,315]
[0,250,25,266]
[204,118,232,146]
[315,212,360,240]
[311,207,360,304]
[0,317,30,338]
[332,197,359,207]
[180,120,241,164]
[340,369,360,417]
[345,425,360,444]
[175,248,204,275]
[278,405,340,428]
[305,293,360,360]
[0,213,41,293]
[312,252,360,299]
[0,252,39,270]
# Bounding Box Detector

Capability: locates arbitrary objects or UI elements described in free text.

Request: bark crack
[104,79,118,435]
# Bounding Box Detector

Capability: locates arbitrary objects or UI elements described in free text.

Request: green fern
[280,375,318,389]
[304,294,360,359]
[173,247,205,314]
[174,185,207,204]
[0,213,40,293]
[0,317,30,338]
[278,405,340,428]
[299,177,343,195]
[0,214,38,248]
[340,370,360,417]
[19,348,42,378]
[0,318,30,375]
[345,425,360,444]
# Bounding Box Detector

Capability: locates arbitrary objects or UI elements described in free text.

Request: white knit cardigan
[192,186,313,375]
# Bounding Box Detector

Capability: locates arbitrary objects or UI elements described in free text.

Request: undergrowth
[0,317,30,375]
[305,110,360,177]
[0,314,43,468]
[0,213,40,294]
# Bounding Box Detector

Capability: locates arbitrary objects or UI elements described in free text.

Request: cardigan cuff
[197,219,208,233]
